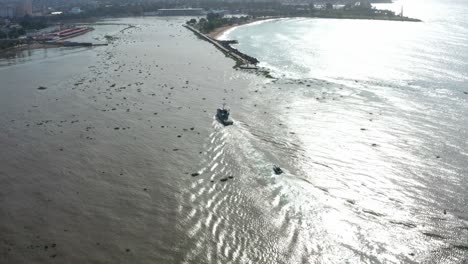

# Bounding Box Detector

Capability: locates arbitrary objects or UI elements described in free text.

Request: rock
[464,91,468,94]
[444,209,447,214]
[37,86,47,90]
[191,172,200,177]
[125,248,131,252]
[371,143,378,147]
[51,243,56,248]
[220,177,228,182]
[228,175,234,179]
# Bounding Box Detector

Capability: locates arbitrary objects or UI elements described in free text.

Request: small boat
[216,103,233,126]
[273,165,283,175]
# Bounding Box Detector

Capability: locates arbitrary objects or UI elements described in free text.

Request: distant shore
[205,14,421,40]
[188,13,421,71]
[0,42,60,55]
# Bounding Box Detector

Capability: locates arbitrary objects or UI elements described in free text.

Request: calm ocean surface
[0,0,467,263]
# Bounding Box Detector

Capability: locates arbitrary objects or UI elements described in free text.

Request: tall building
[0,0,32,18]
[15,0,32,17]
[0,2,16,18]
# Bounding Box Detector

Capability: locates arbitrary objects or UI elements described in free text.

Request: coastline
[0,26,97,55]
[190,13,422,74]
[206,14,421,40]
[207,17,279,40]
[0,42,105,56]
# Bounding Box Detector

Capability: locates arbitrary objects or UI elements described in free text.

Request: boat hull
[216,108,233,126]
[216,116,233,126]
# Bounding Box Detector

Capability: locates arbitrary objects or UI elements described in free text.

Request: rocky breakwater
[217,40,259,67]
[184,25,259,69]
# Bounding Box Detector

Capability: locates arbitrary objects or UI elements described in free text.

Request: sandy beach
[207,25,235,39]
[206,18,276,39]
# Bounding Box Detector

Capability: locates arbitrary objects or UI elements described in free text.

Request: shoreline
[188,13,422,74]
[205,14,421,40]
[206,17,278,39]
[0,43,62,55]
[207,25,235,39]
[0,42,106,56]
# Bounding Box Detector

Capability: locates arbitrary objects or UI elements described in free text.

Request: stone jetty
[183,25,258,69]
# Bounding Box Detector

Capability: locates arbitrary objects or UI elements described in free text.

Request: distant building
[0,4,15,18]
[355,0,372,9]
[69,7,83,15]
[16,0,32,17]
[0,0,32,18]
[156,8,204,16]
